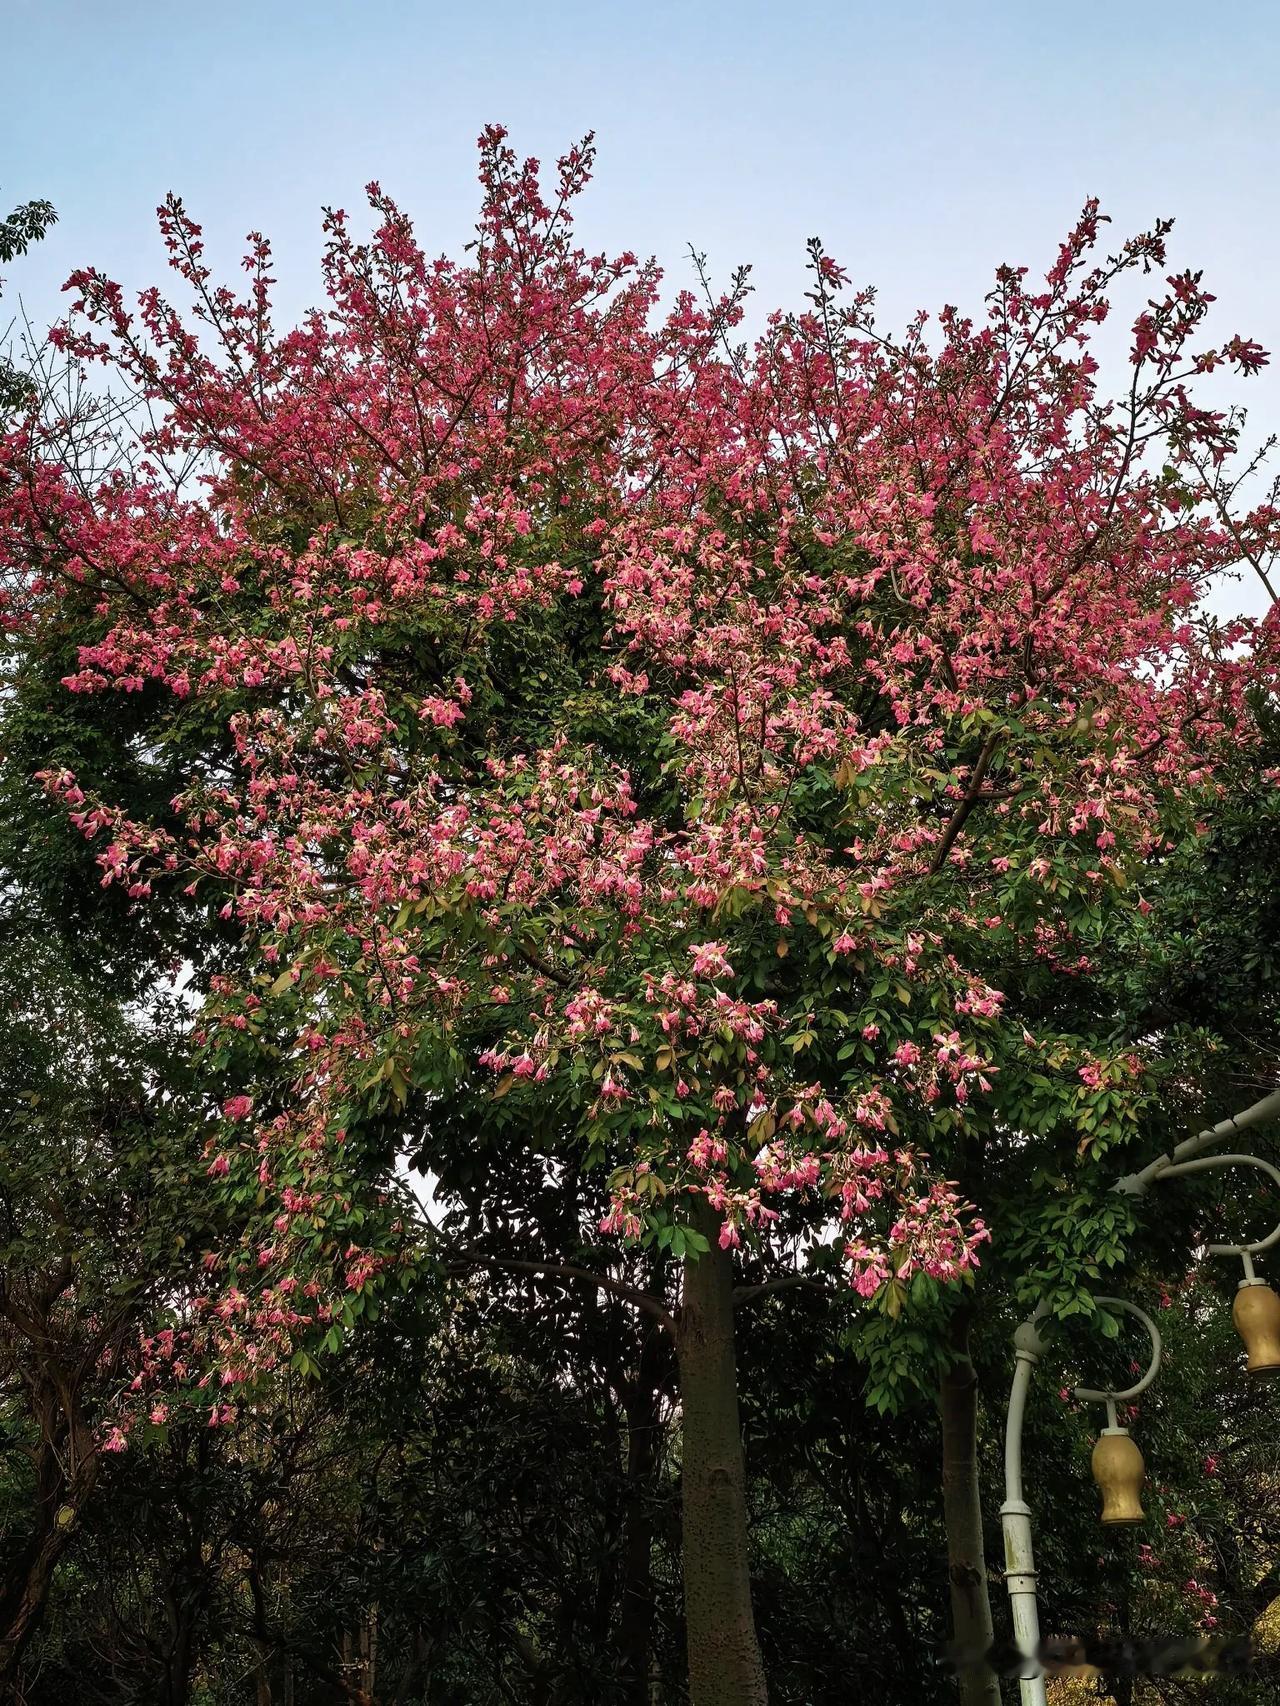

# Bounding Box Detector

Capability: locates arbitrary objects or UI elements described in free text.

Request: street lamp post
[1000,1299,1162,1706]
[996,1087,1280,1703]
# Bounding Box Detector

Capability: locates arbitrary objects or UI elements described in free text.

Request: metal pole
[1000,1298,1162,1706]
[1000,1311,1049,1706]
[1114,1088,1280,1198]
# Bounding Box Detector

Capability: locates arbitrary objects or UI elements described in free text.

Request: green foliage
[0,194,56,417]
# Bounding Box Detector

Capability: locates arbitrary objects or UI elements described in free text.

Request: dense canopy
[1,133,1278,1706]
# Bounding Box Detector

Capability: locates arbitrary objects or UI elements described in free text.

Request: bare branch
[733,1273,837,1309]
[446,1251,677,1335]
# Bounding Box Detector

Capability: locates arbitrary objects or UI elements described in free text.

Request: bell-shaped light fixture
[1091,1427,1146,1526]
[1233,1278,1280,1378]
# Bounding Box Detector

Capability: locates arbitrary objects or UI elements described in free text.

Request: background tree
[1,195,56,419]
[0,931,216,1678]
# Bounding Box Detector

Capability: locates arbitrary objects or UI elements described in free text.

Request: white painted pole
[1000,1313,1049,1706]
[1115,1087,1280,1198]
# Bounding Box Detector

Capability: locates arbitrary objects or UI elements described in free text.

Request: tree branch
[733,1273,837,1309]
[447,1251,677,1336]
[510,940,576,989]
[929,729,1002,874]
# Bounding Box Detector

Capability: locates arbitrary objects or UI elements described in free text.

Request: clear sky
[2,0,1278,608]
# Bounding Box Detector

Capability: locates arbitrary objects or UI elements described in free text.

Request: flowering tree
[1,131,1272,1704]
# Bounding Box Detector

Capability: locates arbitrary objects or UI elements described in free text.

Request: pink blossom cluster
[3,132,1276,1357]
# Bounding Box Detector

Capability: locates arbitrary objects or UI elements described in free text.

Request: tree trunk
[940,1310,1000,1706]
[160,1592,200,1706]
[618,1332,668,1706]
[160,1472,210,1706]
[675,1201,767,1706]
[361,1604,379,1700]
[391,1632,431,1705]
[254,1665,273,1706]
[249,1555,274,1706]
[0,1397,98,1682]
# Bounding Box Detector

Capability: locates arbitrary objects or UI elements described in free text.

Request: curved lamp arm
[1071,1296,1162,1425]
[1153,1153,1280,1270]
[1114,1086,1280,1196]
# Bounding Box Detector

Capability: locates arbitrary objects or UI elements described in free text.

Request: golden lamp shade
[1091,1428,1146,1526]
[1233,1280,1280,1379]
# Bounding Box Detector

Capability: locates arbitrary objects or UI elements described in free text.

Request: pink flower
[419,695,466,728]
[689,941,734,980]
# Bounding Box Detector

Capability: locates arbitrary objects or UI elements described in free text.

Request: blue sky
[3,0,1277,607]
